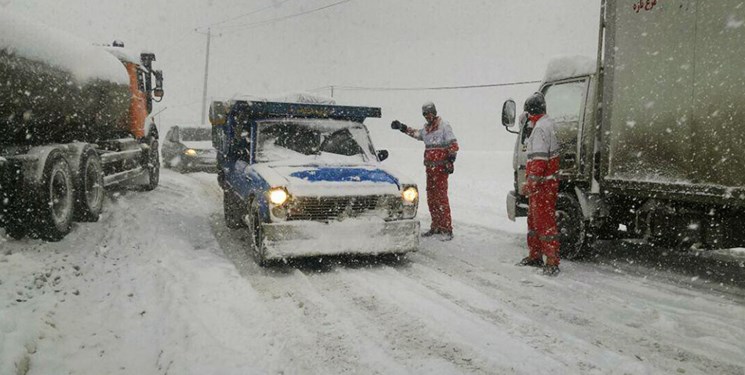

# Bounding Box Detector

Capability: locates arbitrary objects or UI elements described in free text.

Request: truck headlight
[268,187,289,205]
[184,149,197,157]
[400,185,418,219]
[402,186,418,204]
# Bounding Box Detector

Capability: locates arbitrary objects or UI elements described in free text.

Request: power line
[308,79,542,93]
[216,0,352,32]
[195,0,296,32]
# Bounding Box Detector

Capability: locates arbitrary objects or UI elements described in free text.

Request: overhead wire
[195,0,296,32]
[215,0,352,32]
[307,79,542,93]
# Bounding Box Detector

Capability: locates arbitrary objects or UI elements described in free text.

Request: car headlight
[402,186,418,204]
[184,149,197,157]
[268,187,289,205]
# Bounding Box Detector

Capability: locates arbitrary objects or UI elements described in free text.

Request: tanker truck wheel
[142,140,160,191]
[74,148,104,222]
[556,193,590,260]
[35,151,75,241]
[3,216,29,240]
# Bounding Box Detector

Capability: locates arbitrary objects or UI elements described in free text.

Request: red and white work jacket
[406,117,459,167]
[526,114,560,187]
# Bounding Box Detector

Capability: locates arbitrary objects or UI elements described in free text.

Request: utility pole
[200,28,212,125]
[197,28,221,125]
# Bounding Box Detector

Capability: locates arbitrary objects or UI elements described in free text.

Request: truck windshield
[180,127,212,141]
[255,120,376,164]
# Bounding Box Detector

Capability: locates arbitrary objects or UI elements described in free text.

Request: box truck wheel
[74,148,104,222]
[249,198,268,267]
[556,193,590,260]
[36,151,74,241]
[223,188,247,229]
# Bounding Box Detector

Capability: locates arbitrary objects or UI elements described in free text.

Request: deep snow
[1,148,744,375]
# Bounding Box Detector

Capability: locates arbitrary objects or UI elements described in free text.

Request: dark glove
[445,162,455,174]
[391,120,408,133]
[447,154,456,163]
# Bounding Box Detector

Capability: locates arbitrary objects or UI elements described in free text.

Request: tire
[223,188,246,229]
[74,149,104,222]
[4,218,28,240]
[555,193,589,260]
[248,198,268,266]
[2,196,28,240]
[142,140,160,191]
[35,151,74,241]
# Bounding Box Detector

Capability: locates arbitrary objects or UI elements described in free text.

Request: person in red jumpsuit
[391,102,459,240]
[518,92,561,276]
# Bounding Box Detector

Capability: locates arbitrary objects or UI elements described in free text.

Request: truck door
[542,79,590,179]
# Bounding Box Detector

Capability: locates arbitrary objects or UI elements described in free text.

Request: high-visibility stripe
[539,234,559,241]
[425,141,458,149]
[424,159,451,167]
[527,152,560,160]
[528,151,550,159]
[527,174,557,181]
[528,230,537,237]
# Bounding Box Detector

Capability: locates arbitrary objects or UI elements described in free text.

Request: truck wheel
[36,152,74,241]
[74,149,104,222]
[556,193,589,260]
[142,140,160,191]
[4,217,28,240]
[249,198,268,266]
[223,188,246,229]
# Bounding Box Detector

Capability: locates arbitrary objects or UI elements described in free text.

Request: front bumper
[177,155,217,172]
[506,190,528,221]
[262,218,420,260]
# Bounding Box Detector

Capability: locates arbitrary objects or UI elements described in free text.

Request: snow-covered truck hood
[253,164,412,197]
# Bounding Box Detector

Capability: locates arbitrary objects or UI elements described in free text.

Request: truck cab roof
[543,55,597,84]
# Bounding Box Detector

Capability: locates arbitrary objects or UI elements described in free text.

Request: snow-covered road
[2,150,744,375]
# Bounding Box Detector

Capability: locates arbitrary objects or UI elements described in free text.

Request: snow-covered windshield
[255,119,376,164]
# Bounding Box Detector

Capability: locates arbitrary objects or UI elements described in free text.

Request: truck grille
[286,195,393,221]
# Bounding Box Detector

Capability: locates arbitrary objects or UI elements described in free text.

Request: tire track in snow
[410,221,745,374]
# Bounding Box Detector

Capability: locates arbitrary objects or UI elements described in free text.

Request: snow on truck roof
[103,46,142,66]
[543,55,597,83]
[0,10,128,85]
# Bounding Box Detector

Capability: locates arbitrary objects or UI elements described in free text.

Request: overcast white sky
[2,0,600,151]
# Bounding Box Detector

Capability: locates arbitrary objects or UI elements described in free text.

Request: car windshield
[255,120,376,164]
[180,128,211,141]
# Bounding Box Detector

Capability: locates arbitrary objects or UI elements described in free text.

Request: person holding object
[517,92,561,276]
[391,102,459,240]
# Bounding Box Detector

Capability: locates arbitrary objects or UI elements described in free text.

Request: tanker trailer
[0,11,164,241]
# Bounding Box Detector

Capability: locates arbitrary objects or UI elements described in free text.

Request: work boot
[439,231,453,241]
[517,256,544,267]
[421,229,439,237]
[542,264,560,276]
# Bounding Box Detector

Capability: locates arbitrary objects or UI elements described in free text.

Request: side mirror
[153,70,164,99]
[502,99,516,127]
[501,99,519,134]
[376,150,389,162]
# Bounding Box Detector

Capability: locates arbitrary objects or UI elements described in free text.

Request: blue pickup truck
[210,99,420,265]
